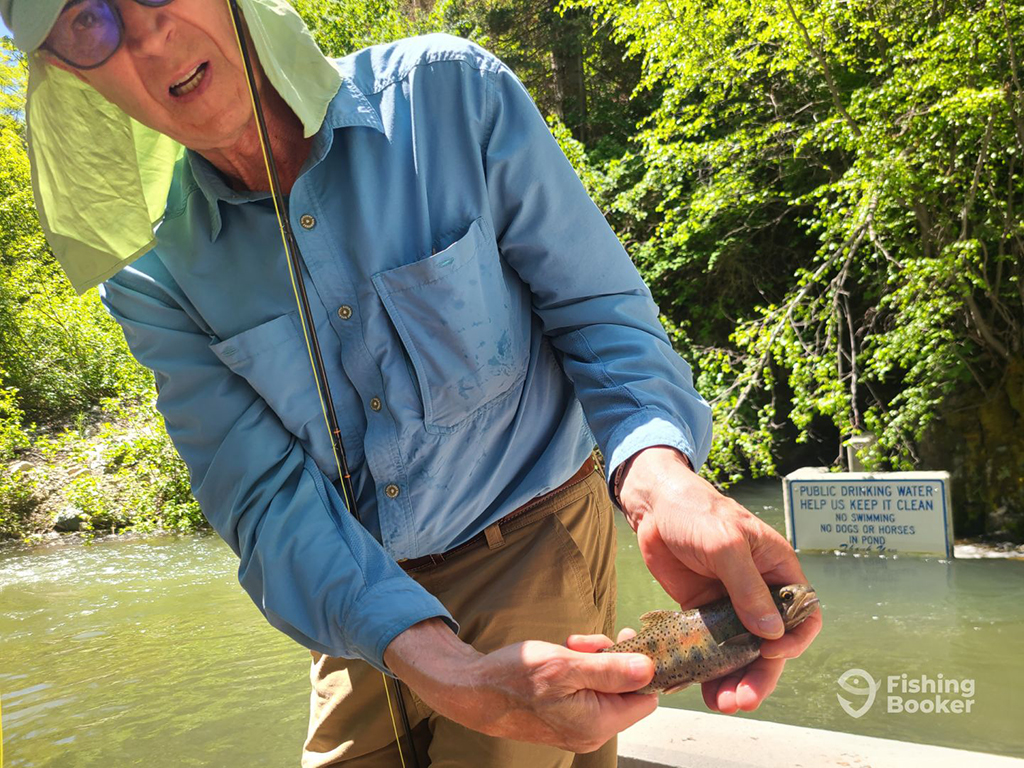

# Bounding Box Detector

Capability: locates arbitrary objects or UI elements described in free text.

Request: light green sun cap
[3,0,342,294]
[0,0,65,53]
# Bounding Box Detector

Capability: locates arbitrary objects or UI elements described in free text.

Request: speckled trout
[601,584,819,694]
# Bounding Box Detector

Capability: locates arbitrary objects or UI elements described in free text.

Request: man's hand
[383,617,658,753]
[617,446,822,714]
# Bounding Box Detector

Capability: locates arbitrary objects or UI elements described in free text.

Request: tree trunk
[919,357,1024,541]
[547,1,588,143]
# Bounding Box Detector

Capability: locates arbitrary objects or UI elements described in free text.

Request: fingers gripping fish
[601,584,819,695]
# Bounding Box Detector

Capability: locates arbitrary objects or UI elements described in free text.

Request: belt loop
[484,522,505,550]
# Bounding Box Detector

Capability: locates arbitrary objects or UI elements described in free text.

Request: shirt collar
[186,76,386,241]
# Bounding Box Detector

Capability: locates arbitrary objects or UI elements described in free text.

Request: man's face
[43,0,260,151]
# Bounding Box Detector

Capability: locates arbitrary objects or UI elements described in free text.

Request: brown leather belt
[398,456,596,572]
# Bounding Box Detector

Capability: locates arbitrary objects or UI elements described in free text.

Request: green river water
[1,479,1022,766]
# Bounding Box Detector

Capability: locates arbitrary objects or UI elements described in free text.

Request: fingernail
[758,613,784,636]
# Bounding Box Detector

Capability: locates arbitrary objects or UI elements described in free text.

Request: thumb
[569,650,654,693]
[715,542,784,639]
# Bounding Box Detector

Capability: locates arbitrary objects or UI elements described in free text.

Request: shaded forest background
[0,0,1022,541]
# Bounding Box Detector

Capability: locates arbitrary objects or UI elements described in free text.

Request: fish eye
[780,589,794,601]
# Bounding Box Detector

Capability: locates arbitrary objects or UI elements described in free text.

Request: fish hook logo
[837,668,878,718]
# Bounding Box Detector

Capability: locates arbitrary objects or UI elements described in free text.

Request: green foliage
[0,52,153,425]
[97,403,204,533]
[0,366,37,538]
[565,0,1024,515]
[0,44,198,539]
[3,0,1023,539]
[0,467,38,539]
[292,0,430,54]
[59,402,203,534]
[0,37,26,121]
[0,258,154,423]
[0,368,29,461]
[293,0,650,155]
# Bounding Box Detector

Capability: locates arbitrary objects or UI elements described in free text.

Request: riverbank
[6,480,1023,560]
[619,708,1024,767]
[2,395,1021,555]
[11,526,1022,559]
[953,540,1024,559]
[0,400,202,541]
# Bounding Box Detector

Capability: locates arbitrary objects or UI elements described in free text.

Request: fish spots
[605,599,779,692]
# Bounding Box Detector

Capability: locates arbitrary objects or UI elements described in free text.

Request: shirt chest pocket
[208,311,342,477]
[372,217,529,433]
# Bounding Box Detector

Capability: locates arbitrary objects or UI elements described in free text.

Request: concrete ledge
[618,707,1024,768]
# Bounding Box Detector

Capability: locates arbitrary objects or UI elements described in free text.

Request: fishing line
[383,674,409,761]
[224,3,418,766]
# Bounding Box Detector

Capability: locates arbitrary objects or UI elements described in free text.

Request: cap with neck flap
[0,0,342,293]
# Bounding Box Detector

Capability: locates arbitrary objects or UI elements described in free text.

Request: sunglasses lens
[45,0,121,69]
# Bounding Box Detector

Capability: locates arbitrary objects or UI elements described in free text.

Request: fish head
[771,584,819,630]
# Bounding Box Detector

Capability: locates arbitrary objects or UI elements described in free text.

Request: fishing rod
[224,3,419,766]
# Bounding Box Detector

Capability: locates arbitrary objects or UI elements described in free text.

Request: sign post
[783,468,954,557]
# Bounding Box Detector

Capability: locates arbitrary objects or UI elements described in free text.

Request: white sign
[783,468,953,557]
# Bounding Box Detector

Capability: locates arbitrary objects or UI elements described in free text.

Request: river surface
[2,479,1022,766]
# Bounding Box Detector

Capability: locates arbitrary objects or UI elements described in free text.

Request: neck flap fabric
[7,0,341,293]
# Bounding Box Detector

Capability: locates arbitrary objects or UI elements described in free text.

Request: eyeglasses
[41,0,175,70]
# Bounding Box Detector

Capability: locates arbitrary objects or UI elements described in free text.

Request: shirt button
[337,305,353,320]
[370,396,382,412]
[299,214,316,230]
[385,484,401,499]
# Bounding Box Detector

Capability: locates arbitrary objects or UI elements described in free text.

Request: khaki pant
[302,466,618,768]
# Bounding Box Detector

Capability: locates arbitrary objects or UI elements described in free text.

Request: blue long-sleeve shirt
[99,34,712,673]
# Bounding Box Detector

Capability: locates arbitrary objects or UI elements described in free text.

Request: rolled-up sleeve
[100,266,455,673]
[481,61,713,485]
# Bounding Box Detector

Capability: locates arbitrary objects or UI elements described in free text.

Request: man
[1,1,820,766]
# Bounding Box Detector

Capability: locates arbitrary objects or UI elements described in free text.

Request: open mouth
[169,62,209,97]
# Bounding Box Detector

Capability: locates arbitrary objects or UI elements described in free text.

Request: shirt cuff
[604,409,699,508]
[347,576,460,675]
